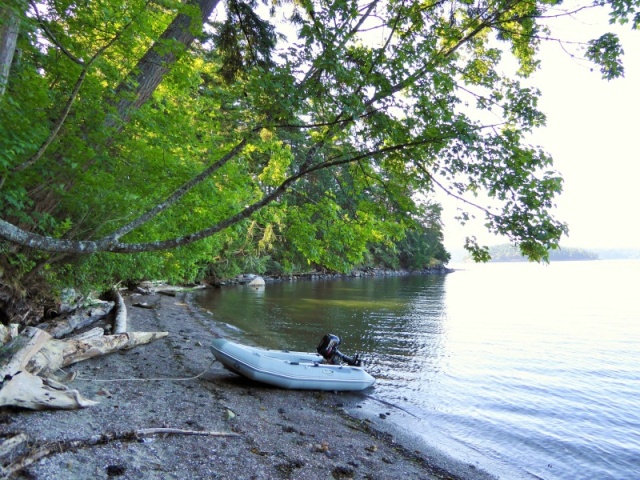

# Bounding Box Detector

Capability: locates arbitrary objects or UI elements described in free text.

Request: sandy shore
[2,289,493,479]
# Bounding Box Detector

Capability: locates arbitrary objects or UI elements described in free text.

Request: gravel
[1,290,493,480]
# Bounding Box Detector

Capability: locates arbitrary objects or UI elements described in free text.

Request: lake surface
[193,260,640,479]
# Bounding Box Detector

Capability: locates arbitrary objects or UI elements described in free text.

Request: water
[193,260,640,479]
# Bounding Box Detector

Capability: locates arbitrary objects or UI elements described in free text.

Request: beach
[2,289,491,479]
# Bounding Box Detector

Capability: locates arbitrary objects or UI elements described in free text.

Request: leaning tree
[0,0,637,296]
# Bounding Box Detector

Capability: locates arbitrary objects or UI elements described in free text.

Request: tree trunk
[0,2,23,96]
[105,0,221,129]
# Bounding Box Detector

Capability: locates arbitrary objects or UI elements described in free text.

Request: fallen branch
[0,433,27,462]
[135,428,240,437]
[1,428,239,477]
[132,302,154,309]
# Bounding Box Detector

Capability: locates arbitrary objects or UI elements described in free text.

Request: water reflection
[193,275,448,377]
[194,262,640,480]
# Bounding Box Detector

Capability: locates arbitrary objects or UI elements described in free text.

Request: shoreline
[210,264,454,287]
[3,289,491,479]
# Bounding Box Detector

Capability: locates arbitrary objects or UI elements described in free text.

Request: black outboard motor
[317,333,362,366]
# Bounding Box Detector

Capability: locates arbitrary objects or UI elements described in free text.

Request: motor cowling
[317,334,341,362]
[317,333,362,366]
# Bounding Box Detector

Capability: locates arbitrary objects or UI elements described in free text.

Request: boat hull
[210,338,375,391]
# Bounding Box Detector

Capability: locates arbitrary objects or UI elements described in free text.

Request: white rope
[71,358,218,383]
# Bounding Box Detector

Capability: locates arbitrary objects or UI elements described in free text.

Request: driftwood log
[0,289,168,410]
[34,299,114,339]
[111,288,127,334]
[27,328,168,377]
[136,281,206,296]
[0,324,18,344]
[0,328,98,410]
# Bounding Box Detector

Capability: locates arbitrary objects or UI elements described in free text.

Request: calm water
[193,260,640,480]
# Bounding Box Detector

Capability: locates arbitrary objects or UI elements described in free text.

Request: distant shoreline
[218,264,453,286]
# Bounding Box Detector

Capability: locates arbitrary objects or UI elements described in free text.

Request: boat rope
[362,394,420,418]
[69,357,219,383]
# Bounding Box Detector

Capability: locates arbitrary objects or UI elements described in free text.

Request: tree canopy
[0,0,637,291]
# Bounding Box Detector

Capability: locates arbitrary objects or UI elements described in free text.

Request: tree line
[0,0,636,314]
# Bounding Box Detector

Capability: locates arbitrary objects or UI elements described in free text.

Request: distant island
[448,245,640,263]
[488,244,598,262]
[591,248,640,260]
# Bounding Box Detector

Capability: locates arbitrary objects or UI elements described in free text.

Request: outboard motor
[317,333,362,366]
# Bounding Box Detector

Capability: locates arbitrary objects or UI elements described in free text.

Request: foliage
[0,0,637,297]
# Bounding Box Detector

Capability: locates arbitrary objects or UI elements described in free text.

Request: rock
[236,274,256,284]
[247,276,265,287]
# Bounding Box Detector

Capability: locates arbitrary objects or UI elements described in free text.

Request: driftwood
[27,329,168,377]
[0,433,27,461]
[0,428,239,477]
[111,288,127,334]
[0,327,168,409]
[34,300,114,339]
[0,324,18,344]
[132,301,154,309]
[0,289,169,410]
[136,281,207,296]
[0,328,98,410]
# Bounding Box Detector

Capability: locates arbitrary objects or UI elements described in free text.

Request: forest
[1,0,637,320]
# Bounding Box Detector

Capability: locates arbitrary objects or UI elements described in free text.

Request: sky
[440,7,640,253]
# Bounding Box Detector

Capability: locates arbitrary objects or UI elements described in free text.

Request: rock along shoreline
[218,264,454,287]
[2,278,494,480]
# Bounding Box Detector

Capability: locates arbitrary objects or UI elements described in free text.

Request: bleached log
[0,324,18,345]
[137,282,207,295]
[0,328,98,410]
[0,325,10,344]
[35,300,114,339]
[0,327,50,373]
[111,288,127,334]
[70,327,105,341]
[27,331,168,377]
[0,373,99,410]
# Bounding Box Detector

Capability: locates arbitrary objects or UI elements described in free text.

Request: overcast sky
[441,8,640,252]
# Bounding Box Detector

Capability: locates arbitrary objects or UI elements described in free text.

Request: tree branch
[6,2,142,176]
[414,162,498,219]
[104,137,249,242]
[0,136,447,253]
